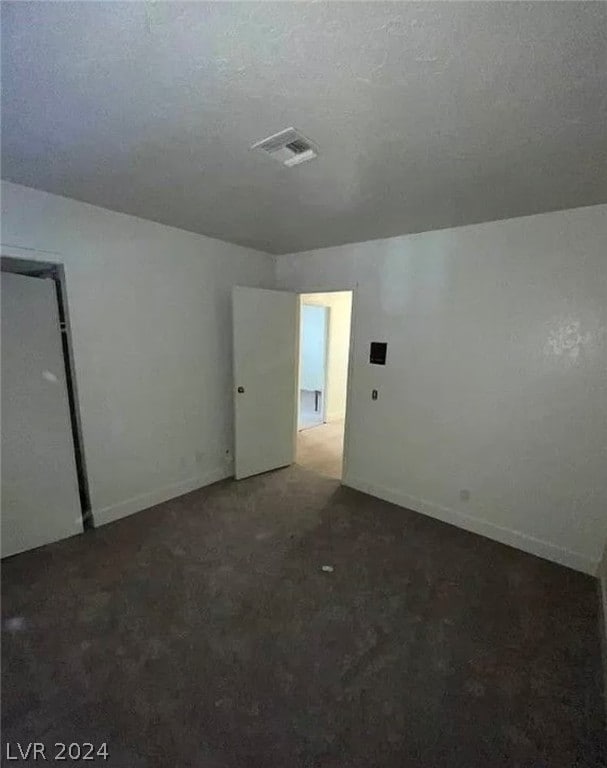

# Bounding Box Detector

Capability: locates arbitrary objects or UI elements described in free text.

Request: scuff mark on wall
[544,316,605,362]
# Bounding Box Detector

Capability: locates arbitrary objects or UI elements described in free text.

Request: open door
[1,271,83,557]
[232,287,298,479]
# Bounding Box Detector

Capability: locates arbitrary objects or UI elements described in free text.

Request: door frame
[298,302,330,427]
[295,288,357,482]
[1,255,92,529]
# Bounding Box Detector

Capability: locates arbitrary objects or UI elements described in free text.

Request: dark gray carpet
[2,465,605,767]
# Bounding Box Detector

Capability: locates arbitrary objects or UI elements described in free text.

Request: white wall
[1,181,274,525]
[299,304,327,392]
[301,292,352,421]
[277,204,607,574]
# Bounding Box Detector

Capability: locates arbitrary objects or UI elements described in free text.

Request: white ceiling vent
[251,127,317,167]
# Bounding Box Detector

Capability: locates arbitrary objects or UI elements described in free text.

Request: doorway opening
[295,291,353,480]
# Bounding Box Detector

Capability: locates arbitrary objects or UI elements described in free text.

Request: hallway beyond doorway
[295,290,352,480]
[296,419,345,479]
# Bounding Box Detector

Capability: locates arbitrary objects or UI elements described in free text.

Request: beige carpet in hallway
[296,419,344,478]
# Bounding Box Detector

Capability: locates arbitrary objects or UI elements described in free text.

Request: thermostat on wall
[370,342,387,365]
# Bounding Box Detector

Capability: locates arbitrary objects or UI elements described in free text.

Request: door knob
[237,386,245,394]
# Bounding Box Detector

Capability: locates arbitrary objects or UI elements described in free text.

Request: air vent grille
[285,139,309,154]
[251,127,318,167]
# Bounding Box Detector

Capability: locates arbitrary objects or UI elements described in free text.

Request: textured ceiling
[2,2,606,254]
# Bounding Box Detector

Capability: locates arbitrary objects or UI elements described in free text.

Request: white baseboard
[343,475,597,575]
[93,466,231,527]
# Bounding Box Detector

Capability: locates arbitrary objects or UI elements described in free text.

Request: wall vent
[251,127,317,167]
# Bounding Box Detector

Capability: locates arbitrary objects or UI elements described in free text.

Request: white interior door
[1,271,83,557]
[233,286,298,479]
